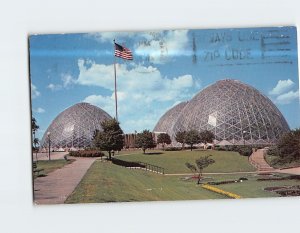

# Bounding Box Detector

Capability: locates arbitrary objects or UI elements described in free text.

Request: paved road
[33,157,97,204]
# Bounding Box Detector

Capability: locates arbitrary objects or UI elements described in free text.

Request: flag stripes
[114,42,133,60]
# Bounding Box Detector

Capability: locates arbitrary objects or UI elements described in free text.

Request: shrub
[164,147,182,151]
[214,145,252,156]
[236,146,252,156]
[267,146,280,157]
[111,158,145,168]
[69,150,105,158]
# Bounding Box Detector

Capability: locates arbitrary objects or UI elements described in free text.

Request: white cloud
[47,83,62,91]
[77,59,195,102]
[31,84,40,98]
[61,73,75,87]
[135,30,190,64]
[33,107,45,113]
[79,59,198,132]
[47,74,75,91]
[87,30,190,64]
[87,31,140,43]
[269,79,294,95]
[275,90,299,104]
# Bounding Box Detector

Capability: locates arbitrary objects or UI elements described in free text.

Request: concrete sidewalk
[249,149,276,172]
[33,157,97,204]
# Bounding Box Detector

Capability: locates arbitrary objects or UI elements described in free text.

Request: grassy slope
[119,150,256,174]
[35,159,74,177]
[65,161,300,203]
[65,150,300,203]
[65,161,224,203]
[265,153,300,169]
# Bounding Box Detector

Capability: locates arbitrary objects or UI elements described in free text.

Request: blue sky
[30,27,300,139]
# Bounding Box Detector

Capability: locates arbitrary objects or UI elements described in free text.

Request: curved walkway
[249,149,276,172]
[249,149,300,175]
[33,157,97,204]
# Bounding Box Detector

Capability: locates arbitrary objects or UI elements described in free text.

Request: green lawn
[65,161,224,203]
[118,150,256,174]
[34,159,74,178]
[63,149,299,203]
[215,173,300,198]
[65,160,300,203]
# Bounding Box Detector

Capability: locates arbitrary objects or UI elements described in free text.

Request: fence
[111,158,164,174]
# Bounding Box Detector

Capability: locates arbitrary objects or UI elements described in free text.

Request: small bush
[267,146,280,156]
[69,150,105,158]
[214,145,252,156]
[164,147,182,151]
[207,177,248,185]
[236,146,252,156]
[239,177,248,181]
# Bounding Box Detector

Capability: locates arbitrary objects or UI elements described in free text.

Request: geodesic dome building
[40,102,112,149]
[153,101,188,134]
[154,79,290,145]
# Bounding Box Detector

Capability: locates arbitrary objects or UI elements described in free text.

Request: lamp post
[47,131,51,161]
[242,130,247,146]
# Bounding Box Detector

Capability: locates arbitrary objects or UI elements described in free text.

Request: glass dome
[40,102,112,149]
[154,79,290,145]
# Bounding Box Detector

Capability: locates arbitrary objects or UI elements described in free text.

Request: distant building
[154,79,290,146]
[40,102,112,150]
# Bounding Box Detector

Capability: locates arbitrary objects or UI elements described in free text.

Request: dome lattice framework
[154,79,290,145]
[40,103,112,148]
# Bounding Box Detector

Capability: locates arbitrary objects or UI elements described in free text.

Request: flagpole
[113,39,118,121]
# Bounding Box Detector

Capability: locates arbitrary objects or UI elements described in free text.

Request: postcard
[29,26,300,204]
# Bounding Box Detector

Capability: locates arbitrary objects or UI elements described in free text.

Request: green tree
[135,130,156,154]
[277,128,300,160]
[175,130,187,150]
[31,117,39,136]
[31,117,39,159]
[157,133,171,150]
[33,137,40,162]
[185,162,197,175]
[93,119,124,160]
[185,130,201,151]
[185,155,215,184]
[199,130,215,144]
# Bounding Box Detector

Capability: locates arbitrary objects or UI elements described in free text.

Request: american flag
[114,42,133,60]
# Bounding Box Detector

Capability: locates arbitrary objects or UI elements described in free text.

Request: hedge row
[214,145,254,156]
[164,147,183,151]
[207,177,248,185]
[69,150,105,157]
[111,158,145,168]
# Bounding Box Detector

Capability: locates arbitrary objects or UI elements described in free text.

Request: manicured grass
[265,153,300,169]
[118,150,256,174]
[215,173,300,198]
[34,159,75,178]
[65,161,224,203]
[65,161,300,203]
